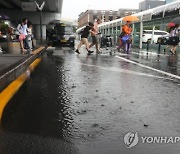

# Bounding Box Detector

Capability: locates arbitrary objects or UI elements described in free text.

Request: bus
[52,23,75,47]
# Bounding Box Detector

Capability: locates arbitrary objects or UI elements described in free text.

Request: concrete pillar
[105,26,107,35]
[132,23,135,45]
[35,25,46,40]
[140,16,143,49]
[108,25,110,35]
[115,22,118,45]
[151,26,155,44]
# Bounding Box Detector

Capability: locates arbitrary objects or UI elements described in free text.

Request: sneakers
[170,49,175,55]
[88,50,94,54]
[75,49,80,54]
[96,50,101,54]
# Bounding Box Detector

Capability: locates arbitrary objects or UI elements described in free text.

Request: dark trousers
[23,36,30,50]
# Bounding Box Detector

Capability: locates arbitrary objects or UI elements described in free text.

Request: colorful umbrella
[167,22,175,27]
[123,16,139,22]
[171,16,180,25]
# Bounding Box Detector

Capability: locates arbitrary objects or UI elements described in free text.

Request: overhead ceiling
[0,0,63,13]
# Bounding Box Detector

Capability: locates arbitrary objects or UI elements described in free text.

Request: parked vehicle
[53,23,75,47]
[157,34,170,45]
[142,30,169,43]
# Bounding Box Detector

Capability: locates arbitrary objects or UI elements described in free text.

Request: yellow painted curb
[8,43,20,47]
[32,46,45,55]
[0,58,42,119]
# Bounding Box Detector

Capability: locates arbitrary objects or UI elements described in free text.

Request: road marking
[115,56,180,80]
[0,58,42,119]
[73,61,173,80]
[131,50,168,57]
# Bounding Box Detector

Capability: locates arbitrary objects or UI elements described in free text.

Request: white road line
[115,55,180,80]
[73,62,173,80]
[131,51,166,57]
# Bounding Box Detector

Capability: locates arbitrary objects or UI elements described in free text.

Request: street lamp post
[40,10,42,43]
[34,1,45,44]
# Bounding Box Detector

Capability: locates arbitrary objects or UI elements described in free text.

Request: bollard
[7,42,21,54]
[157,38,161,53]
[146,40,150,51]
[158,43,161,53]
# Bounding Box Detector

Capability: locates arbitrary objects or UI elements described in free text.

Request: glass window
[109,16,113,21]
[143,31,152,34]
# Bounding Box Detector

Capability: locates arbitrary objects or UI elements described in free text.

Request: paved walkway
[0,54,27,76]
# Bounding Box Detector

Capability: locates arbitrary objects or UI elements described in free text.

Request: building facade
[118,9,139,17]
[78,9,139,28]
[139,0,166,11]
[78,10,120,28]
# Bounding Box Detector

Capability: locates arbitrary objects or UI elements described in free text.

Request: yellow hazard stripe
[32,46,45,55]
[0,57,42,119]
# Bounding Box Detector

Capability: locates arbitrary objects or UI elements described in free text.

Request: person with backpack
[75,22,95,54]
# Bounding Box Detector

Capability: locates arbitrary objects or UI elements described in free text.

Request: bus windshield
[55,24,73,35]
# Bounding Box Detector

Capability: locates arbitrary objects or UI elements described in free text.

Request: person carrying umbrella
[119,21,132,53]
[118,16,138,53]
[168,24,179,55]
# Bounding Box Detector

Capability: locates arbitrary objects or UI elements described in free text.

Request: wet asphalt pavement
[0,45,180,154]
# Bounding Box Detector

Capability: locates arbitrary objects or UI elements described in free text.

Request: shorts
[81,38,88,44]
[92,36,98,44]
[168,36,179,46]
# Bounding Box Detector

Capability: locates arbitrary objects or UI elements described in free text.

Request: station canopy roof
[0,0,63,13]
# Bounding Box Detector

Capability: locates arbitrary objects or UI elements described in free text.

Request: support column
[132,23,135,45]
[151,26,155,44]
[115,22,118,45]
[139,16,143,49]
[35,25,46,41]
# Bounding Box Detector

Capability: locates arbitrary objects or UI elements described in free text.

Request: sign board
[22,2,36,11]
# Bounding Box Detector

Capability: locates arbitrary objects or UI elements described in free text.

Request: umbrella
[123,16,139,22]
[0,13,10,20]
[167,22,175,27]
[171,16,180,25]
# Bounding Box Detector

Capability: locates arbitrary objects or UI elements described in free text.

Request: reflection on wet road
[0,48,180,154]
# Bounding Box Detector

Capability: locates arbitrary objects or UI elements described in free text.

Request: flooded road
[0,48,180,154]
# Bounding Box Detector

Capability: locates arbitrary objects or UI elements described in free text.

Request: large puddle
[1,49,180,154]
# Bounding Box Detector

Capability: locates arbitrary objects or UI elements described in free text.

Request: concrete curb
[0,47,45,92]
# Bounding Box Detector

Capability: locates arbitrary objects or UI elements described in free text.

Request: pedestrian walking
[168,24,179,55]
[27,22,35,51]
[17,18,29,54]
[120,21,132,53]
[89,18,102,54]
[75,22,95,54]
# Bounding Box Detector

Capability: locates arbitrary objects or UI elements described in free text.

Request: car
[142,30,169,44]
[53,23,75,47]
[157,34,170,45]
